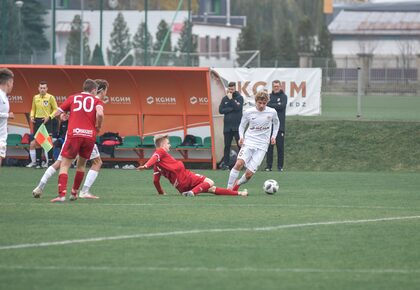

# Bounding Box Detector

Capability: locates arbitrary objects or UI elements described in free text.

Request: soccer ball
[263,179,279,195]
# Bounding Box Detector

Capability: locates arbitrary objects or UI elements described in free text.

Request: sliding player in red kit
[137,134,248,197]
[51,79,104,202]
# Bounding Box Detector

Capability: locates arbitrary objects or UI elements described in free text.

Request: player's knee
[205,178,214,187]
[92,157,103,169]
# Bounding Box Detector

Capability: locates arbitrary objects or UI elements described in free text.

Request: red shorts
[175,169,206,193]
[61,137,95,159]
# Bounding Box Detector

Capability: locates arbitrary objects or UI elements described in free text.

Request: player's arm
[238,111,249,145]
[137,153,159,170]
[95,104,104,132]
[54,96,72,119]
[232,92,244,111]
[271,112,280,143]
[49,95,59,119]
[30,96,36,122]
[153,171,166,195]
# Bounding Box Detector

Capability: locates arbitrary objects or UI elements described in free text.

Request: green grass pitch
[1,168,420,290]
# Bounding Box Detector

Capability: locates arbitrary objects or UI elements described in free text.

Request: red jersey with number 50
[59,92,103,141]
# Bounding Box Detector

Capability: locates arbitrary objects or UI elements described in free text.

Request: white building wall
[193,24,241,68]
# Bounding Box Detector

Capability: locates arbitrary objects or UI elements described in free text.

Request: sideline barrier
[6,65,217,168]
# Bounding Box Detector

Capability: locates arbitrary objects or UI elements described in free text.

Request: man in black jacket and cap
[265,80,288,171]
[218,82,244,170]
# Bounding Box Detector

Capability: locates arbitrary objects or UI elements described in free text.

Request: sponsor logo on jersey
[7,95,23,103]
[146,96,176,105]
[73,128,93,137]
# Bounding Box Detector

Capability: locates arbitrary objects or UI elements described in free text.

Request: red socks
[72,171,85,194]
[214,187,238,196]
[191,182,212,195]
[58,173,68,197]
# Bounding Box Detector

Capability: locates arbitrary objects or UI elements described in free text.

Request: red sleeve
[144,153,159,168]
[153,166,164,194]
[60,95,73,112]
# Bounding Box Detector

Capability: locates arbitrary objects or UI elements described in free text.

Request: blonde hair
[255,90,269,102]
[154,134,168,147]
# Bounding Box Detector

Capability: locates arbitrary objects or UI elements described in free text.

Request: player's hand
[8,112,14,119]
[30,117,35,123]
[137,165,147,170]
[227,92,232,99]
[238,138,244,146]
[95,126,101,133]
[43,116,50,123]
[270,137,276,145]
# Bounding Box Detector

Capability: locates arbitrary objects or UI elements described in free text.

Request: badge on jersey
[43,100,49,106]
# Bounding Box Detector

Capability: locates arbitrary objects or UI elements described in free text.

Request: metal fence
[1,51,418,95]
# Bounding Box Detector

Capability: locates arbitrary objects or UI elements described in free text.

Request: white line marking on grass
[1,215,419,251]
[0,265,419,274]
[0,202,416,211]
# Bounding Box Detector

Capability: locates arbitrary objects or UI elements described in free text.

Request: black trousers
[223,130,240,165]
[266,131,285,170]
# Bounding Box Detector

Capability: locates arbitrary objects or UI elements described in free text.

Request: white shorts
[57,143,100,161]
[237,145,266,173]
[0,141,6,158]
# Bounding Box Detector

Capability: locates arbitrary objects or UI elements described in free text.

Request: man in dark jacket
[218,82,244,170]
[265,80,288,171]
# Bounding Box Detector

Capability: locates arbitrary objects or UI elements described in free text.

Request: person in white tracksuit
[227,90,280,191]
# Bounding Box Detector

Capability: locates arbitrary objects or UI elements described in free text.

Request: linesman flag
[34,124,53,152]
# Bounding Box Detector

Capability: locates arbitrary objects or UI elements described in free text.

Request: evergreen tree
[175,20,198,66]
[153,20,172,66]
[107,12,133,66]
[278,23,299,67]
[297,16,315,53]
[65,15,91,65]
[0,0,49,63]
[90,44,105,65]
[314,24,335,67]
[236,25,258,67]
[259,33,277,67]
[133,22,153,65]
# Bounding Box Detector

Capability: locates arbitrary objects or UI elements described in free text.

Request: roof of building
[329,10,420,36]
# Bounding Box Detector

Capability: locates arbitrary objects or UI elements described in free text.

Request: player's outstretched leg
[213,187,248,196]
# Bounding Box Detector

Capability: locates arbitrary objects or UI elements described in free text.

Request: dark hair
[95,79,109,93]
[0,68,14,85]
[83,79,98,93]
[228,81,236,88]
[39,81,48,85]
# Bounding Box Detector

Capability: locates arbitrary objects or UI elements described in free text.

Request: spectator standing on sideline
[137,134,248,197]
[218,82,243,170]
[50,79,104,203]
[27,81,58,168]
[227,91,279,191]
[33,79,109,200]
[265,80,288,172]
[0,68,15,167]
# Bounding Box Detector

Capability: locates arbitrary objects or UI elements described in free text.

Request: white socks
[227,168,240,189]
[38,166,57,190]
[30,149,36,163]
[238,174,248,186]
[81,170,98,193]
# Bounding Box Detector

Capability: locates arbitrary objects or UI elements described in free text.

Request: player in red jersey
[50,79,104,202]
[137,134,248,197]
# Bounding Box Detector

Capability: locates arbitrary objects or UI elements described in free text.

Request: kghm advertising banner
[211,68,322,116]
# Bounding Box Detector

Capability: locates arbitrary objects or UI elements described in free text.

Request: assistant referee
[28,81,58,168]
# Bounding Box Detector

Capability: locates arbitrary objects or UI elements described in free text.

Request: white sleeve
[238,110,249,139]
[0,112,9,118]
[272,112,280,139]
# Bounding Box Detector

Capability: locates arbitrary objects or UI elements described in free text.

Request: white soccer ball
[263,179,279,195]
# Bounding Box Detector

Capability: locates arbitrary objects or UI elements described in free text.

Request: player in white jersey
[0,68,15,167]
[227,91,279,191]
[32,79,109,199]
